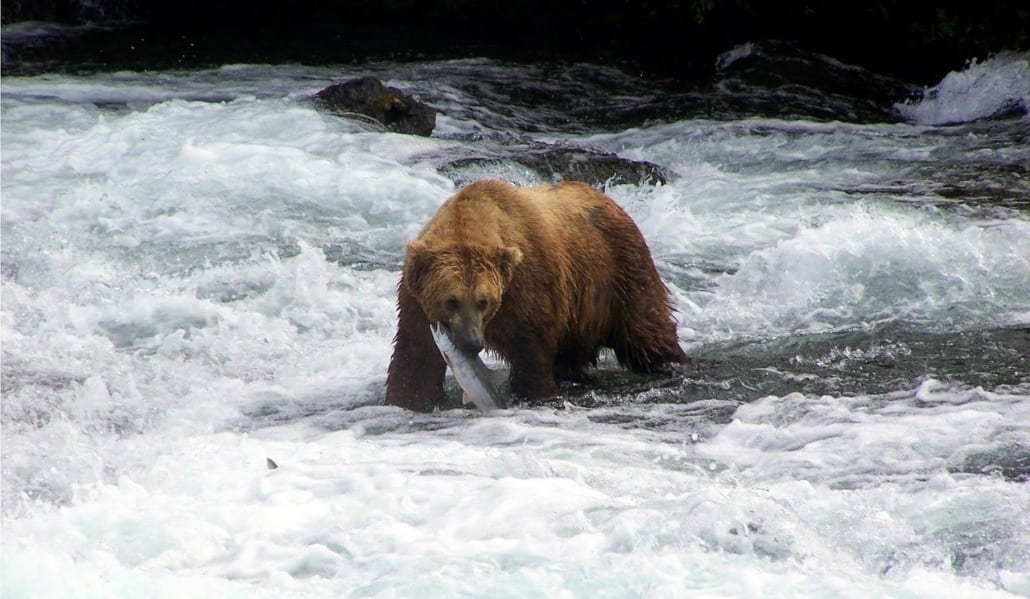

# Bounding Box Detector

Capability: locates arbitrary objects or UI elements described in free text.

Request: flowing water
[2,39,1029,597]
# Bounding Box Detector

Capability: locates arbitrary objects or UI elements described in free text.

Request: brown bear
[385,179,687,412]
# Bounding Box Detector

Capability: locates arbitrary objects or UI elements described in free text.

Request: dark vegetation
[2,0,1027,82]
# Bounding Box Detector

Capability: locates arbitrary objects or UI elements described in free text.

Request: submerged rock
[312,76,436,136]
[948,441,1030,482]
[439,143,667,187]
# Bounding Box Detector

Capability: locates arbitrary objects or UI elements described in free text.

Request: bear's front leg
[385,285,446,412]
[507,337,559,401]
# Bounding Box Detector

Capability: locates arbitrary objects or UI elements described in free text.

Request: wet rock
[439,143,667,187]
[312,76,436,136]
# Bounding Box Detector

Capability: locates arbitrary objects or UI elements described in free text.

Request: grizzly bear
[385,179,687,412]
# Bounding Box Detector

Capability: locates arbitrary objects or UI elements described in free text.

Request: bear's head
[403,241,523,354]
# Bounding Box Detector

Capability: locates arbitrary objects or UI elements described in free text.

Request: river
[2,38,1029,597]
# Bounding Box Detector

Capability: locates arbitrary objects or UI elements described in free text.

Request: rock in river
[312,76,436,136]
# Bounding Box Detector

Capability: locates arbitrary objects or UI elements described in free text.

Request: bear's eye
[445,297,460,312]
[477,297,489,310]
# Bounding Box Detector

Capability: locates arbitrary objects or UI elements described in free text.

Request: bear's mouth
[437,320,484,355]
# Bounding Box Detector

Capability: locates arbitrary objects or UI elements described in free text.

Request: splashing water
[895,52,1030,125]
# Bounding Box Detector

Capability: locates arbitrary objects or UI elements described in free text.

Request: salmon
[430,323,506,411]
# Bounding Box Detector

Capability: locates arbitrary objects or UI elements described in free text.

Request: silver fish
[430,323,506,411]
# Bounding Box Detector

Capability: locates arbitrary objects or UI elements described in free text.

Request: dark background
[2,0,1028,82]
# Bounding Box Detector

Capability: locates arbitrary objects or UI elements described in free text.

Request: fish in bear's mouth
[430,323,506,412]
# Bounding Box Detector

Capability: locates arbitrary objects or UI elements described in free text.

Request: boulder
[313,76,436,136]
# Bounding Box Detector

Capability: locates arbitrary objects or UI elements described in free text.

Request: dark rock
[526,146,666,186]
[439,143,667,188]
[312,76,436,137]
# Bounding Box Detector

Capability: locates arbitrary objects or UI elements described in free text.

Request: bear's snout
[453,328,484,355]
[446,318,484,355]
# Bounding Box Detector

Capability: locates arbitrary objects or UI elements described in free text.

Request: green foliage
[690,0,716,24]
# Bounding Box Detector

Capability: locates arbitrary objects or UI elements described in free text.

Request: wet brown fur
[385,179,687,412]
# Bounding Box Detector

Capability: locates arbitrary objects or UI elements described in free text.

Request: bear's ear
[496,246,523,284]
[403,240,432,295]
